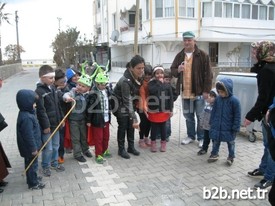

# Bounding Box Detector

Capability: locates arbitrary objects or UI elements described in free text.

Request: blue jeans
[182,97,205,141]
[259,122,275,182]
[211,140,235,158]
[25,156,39,187]
[41,131,60,169]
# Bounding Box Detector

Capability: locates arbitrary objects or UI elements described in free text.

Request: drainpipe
[198,0,201,38]
[175,0,179,38]
[134,0,140,55]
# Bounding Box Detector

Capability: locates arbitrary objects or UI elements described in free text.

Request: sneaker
[247,169,264,179]
[75,156,87,162]
[58,156,64,164]
[197,149,207,155]
[254,179,273,189]
[42,168,51,177]
[84,151,93,158]
[207,155,219,163]
[198,140,203,148]
[96,155,106,164]
[51,164,65,172]
[226,157,234,166]
[181,137,194,145]
[29,183,45,190]
[103,150,112,158]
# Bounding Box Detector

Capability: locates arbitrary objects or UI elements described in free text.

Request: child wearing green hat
[63,74,93,162]
[87,73,112,164]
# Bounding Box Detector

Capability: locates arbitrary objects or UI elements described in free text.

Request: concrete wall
[0,63,23,80]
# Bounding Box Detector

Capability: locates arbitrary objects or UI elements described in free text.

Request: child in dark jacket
[87,73,112,164]
[197,88,218,155]
[16,89,45,190]
[208,78,241,166]
[63,74,93,163]
[147,66,174,152]
[35,65,65,177]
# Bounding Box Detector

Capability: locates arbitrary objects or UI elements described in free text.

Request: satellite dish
[110,30,120,42]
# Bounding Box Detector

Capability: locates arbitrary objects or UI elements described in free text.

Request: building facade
[93,0,275,68]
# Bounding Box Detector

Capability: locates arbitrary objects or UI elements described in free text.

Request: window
[252,5,258,20]
[129,12,135,27]
[269,7,274,20]
[241,4,250,19]
[146,0,149,20]
[179,0,195,17]
[202,2,212,17]
[259,6,267,20]
[156,0,163,17]
[234,4,240,18]
[214,2,222,17]
[165,0,174,17]
[223,3,232,18]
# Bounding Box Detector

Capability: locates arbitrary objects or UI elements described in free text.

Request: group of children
[16,64,112,190]
[15,62,241,191]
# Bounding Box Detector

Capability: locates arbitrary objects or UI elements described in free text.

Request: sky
[1,0,94,60]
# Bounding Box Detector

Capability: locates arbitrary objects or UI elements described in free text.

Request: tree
[4,44,25,62]
[51,27,96,68]
[0,2,11,65]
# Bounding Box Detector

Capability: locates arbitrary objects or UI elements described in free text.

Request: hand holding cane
[22,99,76,176]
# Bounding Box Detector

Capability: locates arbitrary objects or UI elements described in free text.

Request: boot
[139,139,147,148]
[160,140,166,152]
[151,141,157,152]
[118,148,130,159]
[144,137,151,146]
[127,147,140,156]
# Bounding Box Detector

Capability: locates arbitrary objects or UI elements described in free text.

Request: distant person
[170,31,213,147]
[112,55,145,159]
[245,41,275,189]
[35,65,65,177]
[63,74,93,163]
[16,89,45,190]
[147,66,174,152]
[87,73,112,164]
[208,78,241,166]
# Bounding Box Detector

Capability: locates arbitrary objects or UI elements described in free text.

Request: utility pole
[15,11,21,62]
[57,17,62,33]
[134,0,140,55]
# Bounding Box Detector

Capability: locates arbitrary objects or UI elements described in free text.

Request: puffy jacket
[112,69,141,121]
[16,90,41,158]
[210,78,241,142]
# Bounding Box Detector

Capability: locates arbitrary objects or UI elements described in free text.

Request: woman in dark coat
[0,78,11,193]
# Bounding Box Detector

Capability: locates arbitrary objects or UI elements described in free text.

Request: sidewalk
[0,67,270,206]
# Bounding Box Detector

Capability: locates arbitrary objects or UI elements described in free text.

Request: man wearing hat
[170,31,213,146]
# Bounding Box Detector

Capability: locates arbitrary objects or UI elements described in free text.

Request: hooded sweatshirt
[16,89,41,158]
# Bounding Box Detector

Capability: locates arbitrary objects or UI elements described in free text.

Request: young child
[137,64,153,148]
[208,77,241,166]
[147,66,174,152]
[87,73,112,164]
[16,89,45,190]
[63,74,93,162]
[197,89,218,155]
[35,65,65,177]
[54,69,67,164]
[66,68,81,90]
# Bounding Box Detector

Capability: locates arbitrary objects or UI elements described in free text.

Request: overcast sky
[2,0,94,60]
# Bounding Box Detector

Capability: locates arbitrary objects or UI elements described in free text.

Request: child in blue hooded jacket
[16,89,45,190]
[208,78,241,166]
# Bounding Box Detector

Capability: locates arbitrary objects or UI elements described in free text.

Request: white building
[93,0,275,68]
